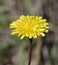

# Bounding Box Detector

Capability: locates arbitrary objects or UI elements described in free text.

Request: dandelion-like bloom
[10,15,49,39]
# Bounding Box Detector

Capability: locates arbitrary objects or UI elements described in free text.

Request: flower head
[10,15,49,39]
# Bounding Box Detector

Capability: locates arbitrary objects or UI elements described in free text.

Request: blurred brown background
[0,0,58,65]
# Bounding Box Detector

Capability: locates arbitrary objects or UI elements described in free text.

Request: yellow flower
[10,15,49,39]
